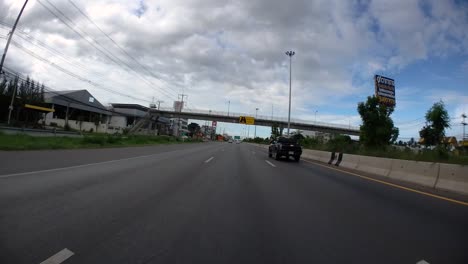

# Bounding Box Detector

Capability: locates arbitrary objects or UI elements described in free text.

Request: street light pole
[315,110,318,123]
[254,107,259,138]
[285,50,295,136]
[2,0,29,125]
[227,100,230,116]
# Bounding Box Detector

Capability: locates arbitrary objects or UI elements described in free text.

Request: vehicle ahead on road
[268,137,302,161]
[228,139,233,143]
[235,139,240,144]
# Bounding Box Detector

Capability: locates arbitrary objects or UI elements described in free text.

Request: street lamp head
[285,50,295,57]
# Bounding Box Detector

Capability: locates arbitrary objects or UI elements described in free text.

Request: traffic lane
[0,142,225,264]
[66,141,290,263]
[0,143,223,205]
[256,145,468,263]
[0,141,213,175]
[151,142,295,264]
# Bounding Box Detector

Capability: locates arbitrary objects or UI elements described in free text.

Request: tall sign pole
[2,0,30,125]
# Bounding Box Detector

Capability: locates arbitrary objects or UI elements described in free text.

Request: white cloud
[0,0,467,137]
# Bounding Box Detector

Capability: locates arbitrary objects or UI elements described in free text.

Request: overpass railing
[157,107,360,131]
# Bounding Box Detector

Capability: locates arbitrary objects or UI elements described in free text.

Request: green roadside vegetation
[0,132,201,150]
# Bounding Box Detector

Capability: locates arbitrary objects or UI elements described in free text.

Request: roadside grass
[0,132,201,150]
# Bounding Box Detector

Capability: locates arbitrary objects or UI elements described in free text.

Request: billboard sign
[239,116,255,125]
[374,75,395,107]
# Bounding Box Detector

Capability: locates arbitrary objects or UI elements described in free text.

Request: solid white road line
[39,248,74,264]
[265,160,276,167]
[0,149,185,179]
[204,157,214,163]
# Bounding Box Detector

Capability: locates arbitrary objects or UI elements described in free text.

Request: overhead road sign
[374,75,396,107]
[239,116,255,125]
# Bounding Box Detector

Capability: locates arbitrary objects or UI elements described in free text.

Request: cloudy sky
[1,0,467,139]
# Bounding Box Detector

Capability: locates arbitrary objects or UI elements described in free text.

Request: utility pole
[285,50,295,136]
[462,113,467,141]
[177,93,187,137]
[227,100,230,116]
[3,0,29,125]
[156,100,164,110]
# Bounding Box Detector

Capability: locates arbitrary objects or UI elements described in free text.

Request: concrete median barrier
[355,156,393,177]
[388,160,439,187]
[435,164,468,195]
[302,149,332,163]
[339,154,360,170]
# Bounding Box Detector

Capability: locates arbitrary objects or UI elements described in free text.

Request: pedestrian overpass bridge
[149,107,360,136]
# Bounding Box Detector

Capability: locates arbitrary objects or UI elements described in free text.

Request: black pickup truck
[268,137,302,161]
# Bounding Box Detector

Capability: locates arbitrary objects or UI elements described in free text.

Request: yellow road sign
[239,116,255,125]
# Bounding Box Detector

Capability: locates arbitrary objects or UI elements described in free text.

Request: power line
[3,43,153,104]
[36,0,178,102]
[44,0,179,100]
[67,0,180,96]
[0,22,161,98]
[65,1,200,110]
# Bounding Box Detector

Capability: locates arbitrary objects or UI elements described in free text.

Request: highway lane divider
[436,164,468,194]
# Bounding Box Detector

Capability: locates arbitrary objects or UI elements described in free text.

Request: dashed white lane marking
[416,260,430,264]
[265,160,276,167]
[204,157,214,163]
[39,248,74,264]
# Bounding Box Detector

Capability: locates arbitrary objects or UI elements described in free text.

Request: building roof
[110,103,149,112]
[44,89,111,115]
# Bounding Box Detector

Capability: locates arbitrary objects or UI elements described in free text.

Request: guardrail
[0,126,82,137]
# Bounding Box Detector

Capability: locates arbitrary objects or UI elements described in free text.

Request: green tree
[271,123,280,139]
[419,101,450,147]
[40,83,45,102]
[357,96,399,147]
[291,130,305,141]
[188,122,201,136]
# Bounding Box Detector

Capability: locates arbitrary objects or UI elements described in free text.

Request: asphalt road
[1,142,467,264]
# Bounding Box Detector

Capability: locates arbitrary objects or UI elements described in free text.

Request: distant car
[235,139,240,144]
[268,137,302,161]
[228,139,233,143]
